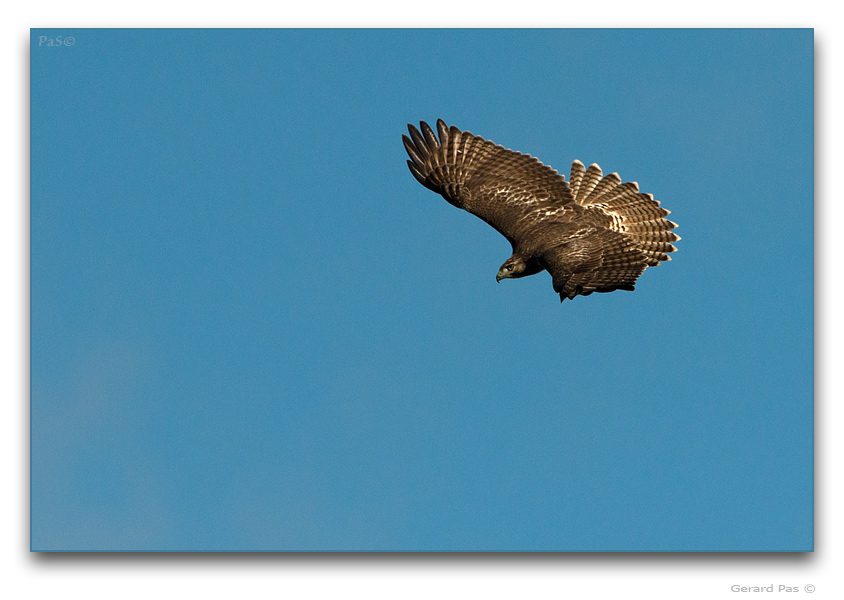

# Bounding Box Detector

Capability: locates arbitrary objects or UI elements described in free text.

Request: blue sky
[30,29,813,551]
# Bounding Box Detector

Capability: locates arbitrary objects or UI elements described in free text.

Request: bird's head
[497,257,528,282]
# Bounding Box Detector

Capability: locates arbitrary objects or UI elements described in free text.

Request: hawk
[402,119,679,302]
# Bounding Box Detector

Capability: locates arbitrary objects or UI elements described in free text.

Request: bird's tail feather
[542,229,648,302]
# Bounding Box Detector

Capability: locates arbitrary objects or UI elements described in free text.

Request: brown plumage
[402,119,679,302]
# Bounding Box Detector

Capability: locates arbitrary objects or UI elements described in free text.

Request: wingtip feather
[407,123,429,155]
[402,135,426,169]
[420,121,440,150]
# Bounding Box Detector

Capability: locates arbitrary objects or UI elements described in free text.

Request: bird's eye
[507,265,514,271]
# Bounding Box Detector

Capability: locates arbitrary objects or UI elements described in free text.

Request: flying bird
[402,119,679,302]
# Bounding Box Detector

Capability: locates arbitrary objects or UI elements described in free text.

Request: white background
[3,2,837,598]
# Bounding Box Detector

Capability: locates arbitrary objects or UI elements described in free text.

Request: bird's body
[402,120,679,302]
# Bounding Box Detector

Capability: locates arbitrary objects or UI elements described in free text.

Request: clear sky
[30,28,813,551]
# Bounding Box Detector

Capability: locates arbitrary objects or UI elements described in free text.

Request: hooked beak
[496,272,503,283]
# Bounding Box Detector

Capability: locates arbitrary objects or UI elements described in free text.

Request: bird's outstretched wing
[569,160,680,267]
[402,119,574,244]
[536,161,680,301]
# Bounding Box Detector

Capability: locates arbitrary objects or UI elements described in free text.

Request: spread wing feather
[403,120,574,244]
[571,160,680,267]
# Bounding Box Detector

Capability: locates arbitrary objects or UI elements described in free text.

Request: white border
[4,3,838,599]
